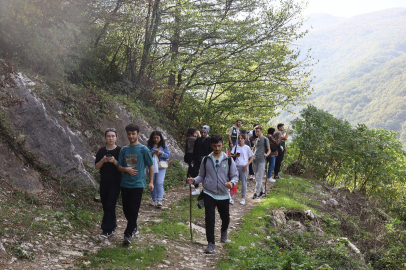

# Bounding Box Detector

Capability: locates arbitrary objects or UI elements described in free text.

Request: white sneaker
[229,198,234,205]
[156,200,163,208]
[149,200,156,206]
[249,175,254,180]
[191,189,200,196]
[267,177,276,183]
[240,198,245,205]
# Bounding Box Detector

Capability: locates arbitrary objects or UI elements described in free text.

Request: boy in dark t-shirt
[117,124,154,245]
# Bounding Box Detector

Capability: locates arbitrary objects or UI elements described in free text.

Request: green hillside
[280,8,406,145]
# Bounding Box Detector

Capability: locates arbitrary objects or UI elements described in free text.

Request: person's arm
[159,146,170,159]
[225,159,238,189]
[283,129,290,140]
[188,160,205,185]
[228,135,233,148]
[148,165,154,191]
[243,156,253,172]
[95,156,107,170]
[267,134,277,145]
[116,147,137,175]
[264,146,271,157]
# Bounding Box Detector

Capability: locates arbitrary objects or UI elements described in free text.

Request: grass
[78,244,166,269]
[216,175,369,270]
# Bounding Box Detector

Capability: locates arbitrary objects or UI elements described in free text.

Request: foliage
[0,0,314,139]
[290,105,406,220]
[217,176,372,270]
[278,8,406,146]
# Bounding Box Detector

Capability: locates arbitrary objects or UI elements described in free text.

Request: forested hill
[282,8,406,144]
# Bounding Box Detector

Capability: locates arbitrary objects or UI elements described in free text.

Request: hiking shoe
[156,200,163,208]
[240,198,245,205]
[229,198,234,205]
[192,189,201,195]
[274,176,280,180]
[267,177,276,183]
[123,234,132,245]
[259,191,266,197]
[205,242,216,254]
[100,230,108,238]
[252,193,259,199]
[150,200,156,207]
[132,228,139,236]
[220,230,228,243]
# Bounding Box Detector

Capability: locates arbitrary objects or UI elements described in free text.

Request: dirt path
[1,177,270,269]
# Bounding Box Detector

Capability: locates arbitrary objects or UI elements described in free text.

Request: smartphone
[106,154,112,157]
[236,152,241,157]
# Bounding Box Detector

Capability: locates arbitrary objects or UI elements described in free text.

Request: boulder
[271,209,286,226]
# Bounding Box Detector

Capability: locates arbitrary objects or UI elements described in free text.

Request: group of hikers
[95,121,289,254]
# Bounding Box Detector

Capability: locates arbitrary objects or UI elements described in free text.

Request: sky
[302,0,406,17]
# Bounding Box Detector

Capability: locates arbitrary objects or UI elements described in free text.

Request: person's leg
[249,163,254,178]
[122,187,144,236]
[100,179,110,231]
[103,180,121,231]
[253,163,265,194]
[151,173,159,201]
[217,198,230,232]
[237,165,248,198]
[193,161,201,188]
[267,156,276,179]
[279,150,285,175]
[203,193,217,244]
[274,148,283,177]
[155,168,166,201]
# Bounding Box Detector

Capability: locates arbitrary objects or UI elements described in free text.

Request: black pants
[192,161,201,188]
[274,149,285,177]
[204,193,230,244]
[100,176,121,232]
[121,187,143,236]
[249,163,254,176]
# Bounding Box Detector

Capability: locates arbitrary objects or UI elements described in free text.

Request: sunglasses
[106,128,116,132]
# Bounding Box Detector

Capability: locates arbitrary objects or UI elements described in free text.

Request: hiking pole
[262,151,267,197]
[188,174,193,242]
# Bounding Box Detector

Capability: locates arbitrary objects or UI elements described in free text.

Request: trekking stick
[262,152,267,197]
[188,174,193,241]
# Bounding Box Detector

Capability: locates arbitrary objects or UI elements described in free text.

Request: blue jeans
[151,168,166,200]
[267,156,276,178]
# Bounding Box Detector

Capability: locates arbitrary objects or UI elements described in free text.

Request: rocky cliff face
[0,60,184,193]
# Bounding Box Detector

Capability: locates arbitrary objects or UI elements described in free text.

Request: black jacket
[192,136,212,163]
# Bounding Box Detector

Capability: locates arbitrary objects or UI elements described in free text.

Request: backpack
[197,156,233,209]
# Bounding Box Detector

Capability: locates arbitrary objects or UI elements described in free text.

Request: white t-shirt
[231,145,253,166]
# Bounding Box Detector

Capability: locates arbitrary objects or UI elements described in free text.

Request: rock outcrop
[0,59,184,192]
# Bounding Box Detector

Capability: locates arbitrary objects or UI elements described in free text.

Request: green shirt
[118,144,154,189]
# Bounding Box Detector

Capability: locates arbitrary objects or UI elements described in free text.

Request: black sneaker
[252,193,259,199]
[205,242,216,254]
[132,228,139,237]
[220,230,228,243]
[107,230,116,237]
[259,191,266,197]
[123,234,132,245]
[100,231,108,238]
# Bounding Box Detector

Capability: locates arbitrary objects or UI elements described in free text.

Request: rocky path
[1,177,270,269]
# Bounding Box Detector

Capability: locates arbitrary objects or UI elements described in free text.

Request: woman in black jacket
[191,125,212,195]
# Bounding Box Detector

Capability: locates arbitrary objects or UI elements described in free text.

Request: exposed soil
[0,177,266,269]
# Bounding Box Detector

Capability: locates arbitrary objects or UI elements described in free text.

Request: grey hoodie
[194,152,238,195]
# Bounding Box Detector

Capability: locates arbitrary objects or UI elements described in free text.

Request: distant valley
[279,8,406,145]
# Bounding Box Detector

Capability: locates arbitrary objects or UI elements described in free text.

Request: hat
[240,129,247,134]
[201,125,210,134]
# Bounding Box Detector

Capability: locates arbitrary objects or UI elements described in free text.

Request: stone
[163,260,171,265]
[271,209,286,226]
[331,187,339,193]
[329,198,339,205]
[238,246,246,250]
[0,241,6,257]
[287,220,307,233]
[305,210,315,220]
